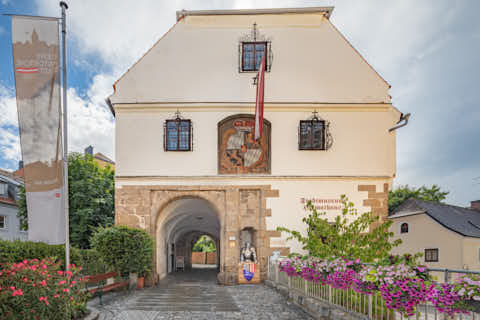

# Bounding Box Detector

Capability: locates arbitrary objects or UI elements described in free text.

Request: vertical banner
[11,16,65,244]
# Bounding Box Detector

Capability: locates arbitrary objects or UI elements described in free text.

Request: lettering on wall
[300,197,342,211]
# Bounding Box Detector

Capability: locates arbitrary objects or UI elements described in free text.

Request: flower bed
[0,258,87,319]
[278,255,480,317]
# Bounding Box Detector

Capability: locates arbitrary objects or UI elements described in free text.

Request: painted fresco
[218,115,270,174]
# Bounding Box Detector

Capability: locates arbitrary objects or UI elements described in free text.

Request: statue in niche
[240,241,257,263]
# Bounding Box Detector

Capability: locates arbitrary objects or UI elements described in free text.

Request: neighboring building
[84,146,115,169]
[109,7,405,284]
[389,198,480,271]
[0,168,27,241]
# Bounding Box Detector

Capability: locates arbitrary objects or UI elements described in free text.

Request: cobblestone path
[96,268,312,320]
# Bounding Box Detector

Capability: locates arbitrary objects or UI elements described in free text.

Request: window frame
[424,248,439,262]
[164,119,192,152]
[0,215,6,230]
[400,222,409,234]
[0,182,7,196]
[298,119,326,151]
[240,41,269,72]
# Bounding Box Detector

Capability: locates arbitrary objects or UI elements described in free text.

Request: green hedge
[0,240,107,274]
[91,226,153,277]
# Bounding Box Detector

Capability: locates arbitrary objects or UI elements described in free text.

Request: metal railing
[267,257,480,320]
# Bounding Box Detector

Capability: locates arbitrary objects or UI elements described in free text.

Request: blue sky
[0,0,479,206]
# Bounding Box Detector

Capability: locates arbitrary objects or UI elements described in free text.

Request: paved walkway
[96,268,312,320]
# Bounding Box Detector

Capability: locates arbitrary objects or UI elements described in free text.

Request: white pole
[60,1,69,270]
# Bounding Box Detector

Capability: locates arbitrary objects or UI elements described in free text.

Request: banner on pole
[11,15,65,244]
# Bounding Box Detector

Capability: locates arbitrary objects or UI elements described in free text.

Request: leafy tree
[17,153,115,248]
[388,185,448,214]
[192,235,216,253]
[277,195,401,263]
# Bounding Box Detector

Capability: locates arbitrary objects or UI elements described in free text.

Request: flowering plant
[0,258,87,319]
[277,254,480,317]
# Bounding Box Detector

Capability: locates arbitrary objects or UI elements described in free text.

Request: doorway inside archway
[191,235,218,269]
[156,197,221,279]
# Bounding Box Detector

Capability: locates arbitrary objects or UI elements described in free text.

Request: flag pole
[60,1,70,270]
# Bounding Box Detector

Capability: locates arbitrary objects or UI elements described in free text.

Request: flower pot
[466,300,480,313]
[137,276,145,289]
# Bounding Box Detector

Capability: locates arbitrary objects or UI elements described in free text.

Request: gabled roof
[94,152,115,165]
[0,169,23,186]
[389,198,480,238]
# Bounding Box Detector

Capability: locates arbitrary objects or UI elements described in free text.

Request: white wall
[110,12,390,104]
[115,107,398,177]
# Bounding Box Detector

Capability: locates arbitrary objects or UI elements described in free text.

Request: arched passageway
[156,197,220,280]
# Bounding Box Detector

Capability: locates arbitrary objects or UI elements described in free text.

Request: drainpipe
[105,97,115,118]
[389,112,410,132]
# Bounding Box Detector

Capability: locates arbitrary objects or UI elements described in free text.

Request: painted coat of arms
[218,115,270,174]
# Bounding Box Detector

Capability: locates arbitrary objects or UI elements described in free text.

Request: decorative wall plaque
[218,114,271,174]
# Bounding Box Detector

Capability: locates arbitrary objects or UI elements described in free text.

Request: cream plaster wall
[110,12,390,104]
[117,177,390,254]
[462,237,480,271]
[389,214,465,270]
[115,107,398,177]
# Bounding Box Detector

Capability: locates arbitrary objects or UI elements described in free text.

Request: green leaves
[388,184,448,213]
[192,235,216,253]
[277,195,401,263]
[91,226,154,277]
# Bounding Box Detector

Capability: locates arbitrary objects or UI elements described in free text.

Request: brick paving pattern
[96,269,312,320]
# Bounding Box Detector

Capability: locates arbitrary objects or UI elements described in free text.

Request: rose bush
[0,258,87,319]
[278,255,480,317]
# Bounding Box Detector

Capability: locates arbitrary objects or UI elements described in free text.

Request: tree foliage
[388,184,448,214]
[17,153,115,249]
[277,195,401,263]
[192,235,216,253]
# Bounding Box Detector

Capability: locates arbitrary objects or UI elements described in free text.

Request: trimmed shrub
[0,240,107,276]
[91,226,153,277]
[0,258,87,319]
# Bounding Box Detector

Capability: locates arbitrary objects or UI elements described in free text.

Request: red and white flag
[254,54,266,141]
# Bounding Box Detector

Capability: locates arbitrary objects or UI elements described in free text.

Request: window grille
[425,248,439,262]
[400,223,409,233]
[298,113,333,150]
[164,115,192,152]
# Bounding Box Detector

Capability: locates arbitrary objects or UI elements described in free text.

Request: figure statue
[240,242,257,263]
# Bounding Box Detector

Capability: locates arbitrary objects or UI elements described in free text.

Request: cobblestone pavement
[96,268,312,320]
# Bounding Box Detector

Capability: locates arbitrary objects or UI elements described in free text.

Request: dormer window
[298,111,333,150]
[0,182,7,196]
[164,111,192,151]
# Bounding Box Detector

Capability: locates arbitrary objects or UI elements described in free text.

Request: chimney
[85,145,93,156]
[471,200,480,211]
[18,160,23,169]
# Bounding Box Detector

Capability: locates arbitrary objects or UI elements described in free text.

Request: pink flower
[40,280,47,287]
[63,288,69,293]
[58,280,66,285]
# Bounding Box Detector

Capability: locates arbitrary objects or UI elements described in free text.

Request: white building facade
[110,7,403,285]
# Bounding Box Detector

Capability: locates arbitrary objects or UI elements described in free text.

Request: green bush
[91,226,153,277]
[0,240,64,265]
[0,240,107,276]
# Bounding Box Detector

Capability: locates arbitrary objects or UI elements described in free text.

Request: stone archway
[115,185,288,285]
[155,196,221,280]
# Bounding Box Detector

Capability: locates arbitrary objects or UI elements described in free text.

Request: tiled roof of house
[0,196,18,206]
[389,198,480,238]
[94,153,115,165]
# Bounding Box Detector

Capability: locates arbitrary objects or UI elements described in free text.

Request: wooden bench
[84,271,129,304]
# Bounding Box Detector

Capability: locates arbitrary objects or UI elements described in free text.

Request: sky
[0,0,479,206]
